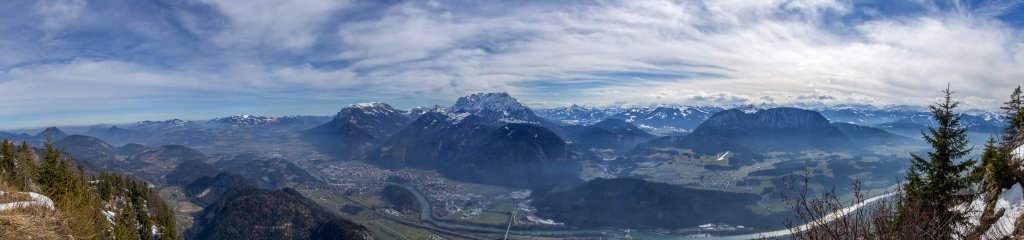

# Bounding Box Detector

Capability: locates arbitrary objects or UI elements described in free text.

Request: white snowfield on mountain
[0,191,55,211]
[450,92,528,113]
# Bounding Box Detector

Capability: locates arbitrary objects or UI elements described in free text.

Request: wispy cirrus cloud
[1,0,1023,129]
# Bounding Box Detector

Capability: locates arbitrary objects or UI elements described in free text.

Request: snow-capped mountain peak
[348,102,390,109]
[136,119,195,130]
[450,92,528,114]
[336,102,403,119]
[209,115,279,127]
[448,92,546,124]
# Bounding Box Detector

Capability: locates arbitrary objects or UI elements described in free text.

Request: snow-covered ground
[962,144,1024,239]
[964,183,1024,239]
[0,191,54,212]
[1015,144,1023,162]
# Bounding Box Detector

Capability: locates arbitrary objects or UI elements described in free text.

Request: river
[396,184,892,239]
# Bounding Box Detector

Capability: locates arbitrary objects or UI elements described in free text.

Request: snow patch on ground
[103,210,116,224]
[716,151,730,161]
[964,183,1024,239]
[1015,144,1023,160]
[0,191,55,212]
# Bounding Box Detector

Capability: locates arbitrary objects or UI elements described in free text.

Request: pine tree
[976,137,1013,190]
[0,139,14,184]
[114,206,142,240]
[1002,86,1024,145]
[899,86,976,237]
[36,140,74,198]
[131,181,153,240]
[12,142,34,190]
[155,198,180,240]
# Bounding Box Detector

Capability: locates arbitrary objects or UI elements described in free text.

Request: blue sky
[1,0,1024,129]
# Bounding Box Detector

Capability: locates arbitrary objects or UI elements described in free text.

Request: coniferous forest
[0,139,179,239]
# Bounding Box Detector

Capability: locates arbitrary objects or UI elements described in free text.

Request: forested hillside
[0,139,179,239]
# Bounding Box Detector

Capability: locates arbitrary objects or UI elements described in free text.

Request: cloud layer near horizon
[1,0,1023,128]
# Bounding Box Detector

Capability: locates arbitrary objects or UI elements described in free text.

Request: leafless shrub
[780,172,969,240]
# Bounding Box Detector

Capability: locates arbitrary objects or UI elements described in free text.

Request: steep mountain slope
[630,108,865,166]
[368,113,580,187]
[186,178,370,240]
[366,93,581,187]
[304,102,411,159]
[165,159,218,186]
[687,108,852,152]
[56,135,118,166]
[185,172,256,206]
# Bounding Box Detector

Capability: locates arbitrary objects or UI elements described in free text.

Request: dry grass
[0,179,74,240]
[0,206,74,240]
[0,181,30,204]
[0,192,33,204]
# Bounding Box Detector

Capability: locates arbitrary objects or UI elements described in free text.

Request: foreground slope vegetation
[0,139,179,239]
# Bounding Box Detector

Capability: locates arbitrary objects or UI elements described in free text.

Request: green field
[440,210,510,226]
[299,186,439,240]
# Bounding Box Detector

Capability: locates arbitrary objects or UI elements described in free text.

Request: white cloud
[197,0,352,51]
[318,0,1024,110]
[0,60,221,115]
[3,0,1024,127]
[35,0,87,32]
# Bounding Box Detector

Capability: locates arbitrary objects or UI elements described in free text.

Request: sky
[1,0,1024,129]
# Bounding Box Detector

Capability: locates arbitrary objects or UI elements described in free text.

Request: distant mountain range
[56,134,208,184]
[73,115,331,146]
[538,106,723,135]
[358,93,580,187]
[631,108,909,166]
[208,115,332,129]
[2,91,1012,235]
[8,92,951,189]
[563,119,657,153]
[538,104,1003,137]
[0,127,68,145]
